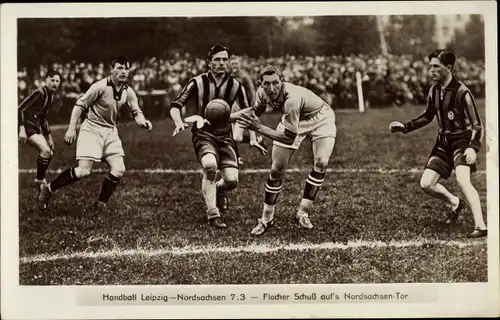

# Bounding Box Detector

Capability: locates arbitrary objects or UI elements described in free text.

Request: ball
[204,99,231,126]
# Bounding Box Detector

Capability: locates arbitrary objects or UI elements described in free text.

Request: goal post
[356,71,366,113]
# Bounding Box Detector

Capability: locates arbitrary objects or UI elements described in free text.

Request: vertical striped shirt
[404,77,483,151]
[75,77,142,128]
[172,72,249,136]
[18,86,54,133]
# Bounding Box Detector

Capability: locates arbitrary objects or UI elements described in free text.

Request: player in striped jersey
[38,56,153,212]
[390,50,487,238]
[170,45,264,228]
[229,56,267,165]
[18,70,61,189]
[235,66,337,236]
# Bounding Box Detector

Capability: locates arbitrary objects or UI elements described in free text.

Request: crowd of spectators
[18,53,485,112]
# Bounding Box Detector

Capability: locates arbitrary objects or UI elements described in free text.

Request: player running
[390,50,487,238]
[170,45,265,229]
[229,56,267,165]
[18,70,62,189]
[235,66,337,236]
[38,56,153,212]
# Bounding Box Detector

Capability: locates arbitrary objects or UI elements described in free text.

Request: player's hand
[64,128,77,146]
[237,112,262,131]
[184,115,210,129]
[250,139,268,155]
[389,121,405,133]
[142,120,153,131]
[464,147,477,164]
[18,127,27,144]
[173,122,189,136]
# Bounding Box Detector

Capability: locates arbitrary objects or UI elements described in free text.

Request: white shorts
[76,120,124,162]
[274,105,337,150]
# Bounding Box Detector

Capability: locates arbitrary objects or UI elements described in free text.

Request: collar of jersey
[107,77,128,90]
[440,76,460,92]
[207,72,229,86]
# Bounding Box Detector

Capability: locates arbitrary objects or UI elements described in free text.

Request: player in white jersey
[235,66,337,236]
[38,56,153,212]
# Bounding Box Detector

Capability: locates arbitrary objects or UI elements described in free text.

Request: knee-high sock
[298,169,325,217]
[262,176,282,222]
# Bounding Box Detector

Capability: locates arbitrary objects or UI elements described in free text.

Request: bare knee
[314,157,330,172]
[75,166,92,178]
[233,132,243,142]
[420,175,436,191]
[39,146,52,158]
[224,176,238,191]
[110,163,126,178]
[203,165,218,181]
[270,165,286,181]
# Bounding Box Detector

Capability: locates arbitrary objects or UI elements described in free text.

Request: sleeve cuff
[170,102,183,109]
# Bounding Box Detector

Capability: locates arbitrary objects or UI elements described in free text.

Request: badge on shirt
[447,111,455,120]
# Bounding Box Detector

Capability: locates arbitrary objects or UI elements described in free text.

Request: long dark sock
[49,168,80,192]
[36,156,52,180]
[98,173,121,203]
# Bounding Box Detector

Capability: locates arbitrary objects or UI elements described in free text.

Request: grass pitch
[18,101,488,284]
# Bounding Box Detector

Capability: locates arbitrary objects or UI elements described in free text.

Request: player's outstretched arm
[394,91,436,134]
[237,113,295,145]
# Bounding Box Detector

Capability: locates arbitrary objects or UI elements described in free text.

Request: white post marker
[356,71,365,113]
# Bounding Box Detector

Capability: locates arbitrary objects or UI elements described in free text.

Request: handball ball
[205,99,231,126]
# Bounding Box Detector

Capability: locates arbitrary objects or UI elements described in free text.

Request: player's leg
[215,136,239,216]
[98,129,126,209]
[420,138,464,224]
[38,124,102,211]
[250,143,295,236]
[26,133,53,186]
[296,136,336,229]
[232,122,247,166]
[455,165,487,237]
[295,107,337,229]
[38,159,94,211]
[193,132,226,228]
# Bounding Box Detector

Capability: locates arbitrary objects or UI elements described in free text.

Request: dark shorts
[24,115,43,137]
[425,131,477,179]
[192,130,239,169]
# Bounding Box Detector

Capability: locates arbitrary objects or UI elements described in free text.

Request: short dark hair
[207,44,230,61]
[46,70,61,80]
[428,50,456,69]
[259,65,283,81]
[111,56,131,68]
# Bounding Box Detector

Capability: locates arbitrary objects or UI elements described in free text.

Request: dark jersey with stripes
[18,86,54,134]
[171,72,249,136]
[404,77,483,151]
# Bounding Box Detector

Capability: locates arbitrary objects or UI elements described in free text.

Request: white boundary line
[17,168,487,174]
[19,239,486,264]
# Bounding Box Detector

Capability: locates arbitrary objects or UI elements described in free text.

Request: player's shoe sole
[38,183,53,212]
[250,218,275,236]
[445,199,466,225]
[295,216,314,229]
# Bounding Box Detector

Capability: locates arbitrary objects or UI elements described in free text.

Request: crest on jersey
[447,111,455,120]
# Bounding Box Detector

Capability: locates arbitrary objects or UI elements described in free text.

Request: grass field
[18,101,488,285]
